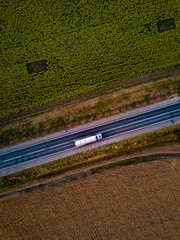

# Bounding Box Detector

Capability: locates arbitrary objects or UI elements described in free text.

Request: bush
[55,125,59,131]
[55,117,60,122]
[78,117,81,124]
[100,110,105,117]
[124,105,128,110]
[35,122,42,130]
[85,114,89,122]
[145,95,149,104]
[17,133,23,140]
[62,120,66,128]
[92,113,96,120]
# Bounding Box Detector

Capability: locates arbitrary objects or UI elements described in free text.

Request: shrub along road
[0,97,179,176]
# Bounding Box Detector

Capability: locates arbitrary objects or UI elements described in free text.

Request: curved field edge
[0,124,179,195]
[0,0,180,118]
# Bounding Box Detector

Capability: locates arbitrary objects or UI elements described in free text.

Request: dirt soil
[0,145,180,240]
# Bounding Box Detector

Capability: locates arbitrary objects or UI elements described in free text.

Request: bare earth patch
[158,18,176,33]
[0,150,180,239]
[26,60,48,74]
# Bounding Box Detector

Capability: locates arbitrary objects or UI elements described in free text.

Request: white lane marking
[1,110,179,163]
[26,148,46,156]
[0,147,76,173]
[1,109,180,162]
[2,148,46,162]
[49,141,69,148]
[103,109,180,134]
[70,109,180,141]
[1,117,180,174]
[28,146,76,161]
[104,116,180,140]
[1,142,70,163]
[0,101,179,156]
[3,156,20,163]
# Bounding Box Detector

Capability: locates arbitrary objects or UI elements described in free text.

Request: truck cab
[96,134,103,140]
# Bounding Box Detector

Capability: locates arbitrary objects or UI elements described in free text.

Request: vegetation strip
[0,68,179,124]
[0,124,179,194]
[0,153,179,201]
[90,154,180,174]
[1,74,179,147]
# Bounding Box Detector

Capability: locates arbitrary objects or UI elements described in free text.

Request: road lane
[0,102,180,172]
[1,102,180,158]
[0,141,74,169]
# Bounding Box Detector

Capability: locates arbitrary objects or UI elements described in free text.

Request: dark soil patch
[26,60,48,74]
[158,18,176,33]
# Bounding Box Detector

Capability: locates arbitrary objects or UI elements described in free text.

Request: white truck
[75,134,103,147]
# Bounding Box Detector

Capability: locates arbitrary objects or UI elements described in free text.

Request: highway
[0,101,180,174]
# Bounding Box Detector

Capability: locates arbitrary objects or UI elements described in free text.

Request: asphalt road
[0,101,180,173]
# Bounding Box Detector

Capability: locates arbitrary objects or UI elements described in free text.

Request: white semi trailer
[75,134,103,147]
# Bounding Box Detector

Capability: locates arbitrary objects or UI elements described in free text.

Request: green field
[0,0,179,118]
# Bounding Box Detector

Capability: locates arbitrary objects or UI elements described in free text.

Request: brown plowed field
[0,158,180,240]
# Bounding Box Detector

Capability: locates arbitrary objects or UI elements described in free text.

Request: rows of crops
[0,0,179,118]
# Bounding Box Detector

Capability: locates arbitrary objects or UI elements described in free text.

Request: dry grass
[0,156,180,240]
[0,74,179,135]
[0,126,179,193]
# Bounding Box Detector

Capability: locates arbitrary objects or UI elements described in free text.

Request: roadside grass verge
[90,153,179,174]
[0,124,179,193]
[1,153,179,200]
[0,73,179,148]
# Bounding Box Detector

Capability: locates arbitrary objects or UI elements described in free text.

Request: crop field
[0,0,179,118]
[0,157,180,240]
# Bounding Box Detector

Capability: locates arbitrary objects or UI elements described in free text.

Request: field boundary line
[1,68,179,124]
[0,153,179,201]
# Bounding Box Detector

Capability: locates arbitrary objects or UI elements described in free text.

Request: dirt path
[0,143,179,201]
